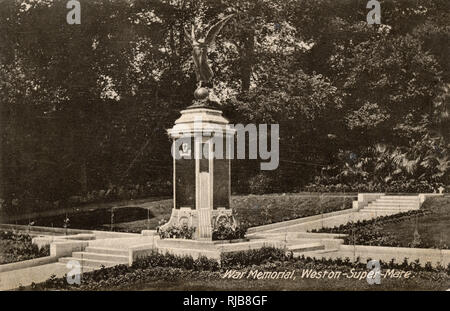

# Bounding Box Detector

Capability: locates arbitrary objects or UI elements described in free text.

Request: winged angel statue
[184,14,234,85]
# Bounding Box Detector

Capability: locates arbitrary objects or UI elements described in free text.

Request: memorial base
[160,207,236,240]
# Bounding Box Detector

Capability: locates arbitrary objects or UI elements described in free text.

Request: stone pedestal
[161,104,236,240]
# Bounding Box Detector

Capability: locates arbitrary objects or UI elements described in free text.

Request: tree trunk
[0,99,4,199]
[240,29,255,92]
[79,159,88,195]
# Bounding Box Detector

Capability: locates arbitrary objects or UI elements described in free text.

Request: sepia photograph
[0,0,448,298]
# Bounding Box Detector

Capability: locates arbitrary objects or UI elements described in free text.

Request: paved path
[0,263,70,290]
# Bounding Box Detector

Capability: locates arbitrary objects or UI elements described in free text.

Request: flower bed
[157,224,196,239]
[0,231,50,265]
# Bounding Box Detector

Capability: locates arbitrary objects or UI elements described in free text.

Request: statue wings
[184,25,197,45]
[184,14,234,47]
[204,14,234,46]
[184,14,235,83]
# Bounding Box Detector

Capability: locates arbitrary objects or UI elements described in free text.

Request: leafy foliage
[212,222,247,241]
[220,246,286,267]
[0,0,449,211]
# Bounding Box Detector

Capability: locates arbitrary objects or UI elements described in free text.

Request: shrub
[212,223,247,241]
[132,251,219,271]
[0,231,50,264]
[220,247,287,267]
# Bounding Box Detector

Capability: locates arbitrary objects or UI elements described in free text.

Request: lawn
[13,199,173,233]
[0,231,50,265]
[232,193,353,228]
[11,194,354,233]
[316,196,450,249]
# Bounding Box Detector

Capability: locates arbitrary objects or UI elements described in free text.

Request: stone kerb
[247,207,357,234]
[337,245,450,267]
[0,256,58,273]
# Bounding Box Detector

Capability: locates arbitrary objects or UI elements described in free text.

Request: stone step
[381,196,419,199]
[287,242,325,252]
[367,207,417,212]
[58,257,123,268]
[369,202,417,206]
[373,204,418,208]
[293,248,339,258]
[363,208,417,212]
[368,203,417,208]
[72,251,129,263]
[377,197,418,201]
[358,211,399,216]
[376,202,415,205]
[85,246,129,256]
[54,262,96,273]
[374,200,418,204]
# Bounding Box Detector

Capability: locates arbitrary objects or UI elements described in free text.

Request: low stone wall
[247,232,345,250]
[247,208,357,234]
[50,240,89,258]
[87,236,154,248]
[0,224,92,235]
[329,245,450,267]
[149,239,285,262]
[32,234,96,249]
[91,230,139,239]
[248,231,346,240]
[141,230,157,237]
[0,256,58,273]
[128,243,157,265]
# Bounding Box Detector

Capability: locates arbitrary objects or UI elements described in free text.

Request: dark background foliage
[0,0,448,212]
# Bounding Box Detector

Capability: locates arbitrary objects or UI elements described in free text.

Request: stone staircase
[286,241,334,258]
[57,246,129,270]
[287,242,325,253]
[292,248,340,259]
[246,194,428,261]
[362,195,420,213]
